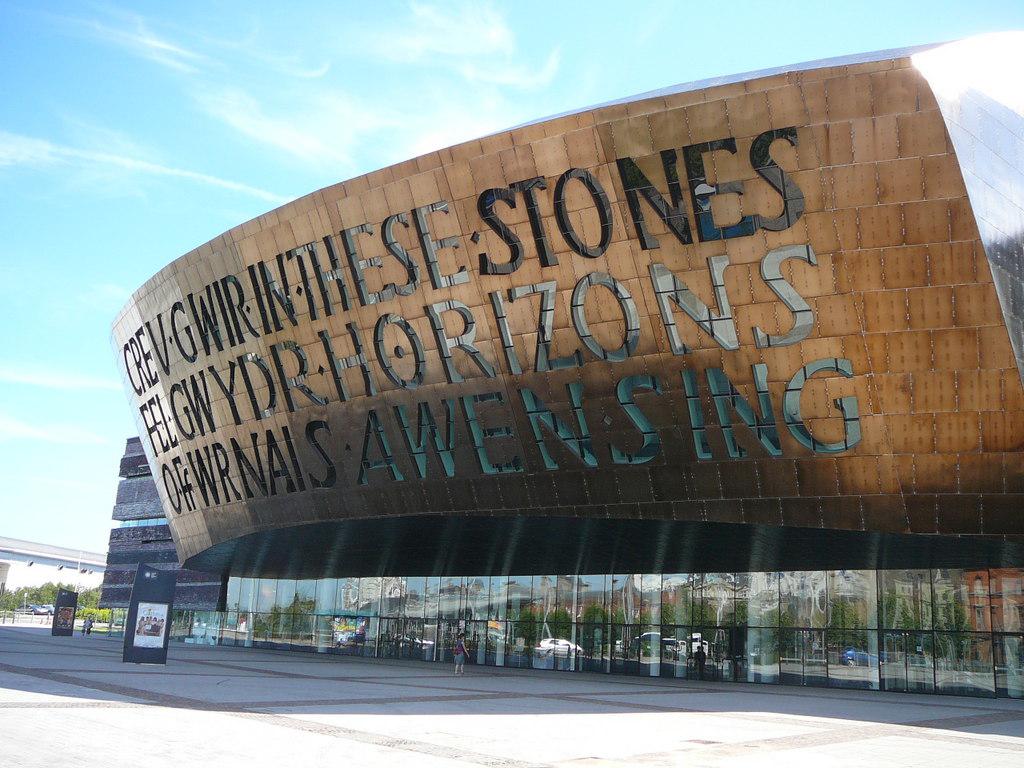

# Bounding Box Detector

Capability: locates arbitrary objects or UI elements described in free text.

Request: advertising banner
[51,588,77,637]
[132,602,169,648]
[122,564,176,664]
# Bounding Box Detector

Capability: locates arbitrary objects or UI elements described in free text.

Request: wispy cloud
[0,412,111,445]
[61,12,206,73]
[0,365,122,392]
[0,129,288,203]
[368,3,559,90]
[195,89,394,169]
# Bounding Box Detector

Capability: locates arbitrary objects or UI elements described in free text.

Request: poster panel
[51,589,78,637]
[132,602,169,648]
[123,564,176,664]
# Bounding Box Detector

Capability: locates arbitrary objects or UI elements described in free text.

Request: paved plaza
[2,626,1023,767]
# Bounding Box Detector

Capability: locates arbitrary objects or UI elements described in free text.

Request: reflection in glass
[990,569,1024,632]
[746,628,779,682]
[314,579,338,615]
[404,576,426,619]
[697,574,735,626]
[334,578,358,615]
[826,629,879,689]
[381,577,405,617]
[934,632,994,696]
[746,572,780,627]
[995,635,1024,698]
[661,574,693,626]
[828,570,877,629]
[293,580,316,615]
[612,574,642,624]
[933,570,990,632]
[439,576,463,619]
[780,571,827,628]
[255,579,277,613]
[359,577,382,617]
[879,570,932,629]
[488,576,507,620]
[506,576,531,620]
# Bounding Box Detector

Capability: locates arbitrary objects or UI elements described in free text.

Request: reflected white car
[535,638,583,657]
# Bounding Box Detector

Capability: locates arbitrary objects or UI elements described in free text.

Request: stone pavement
[2,626,1022,768]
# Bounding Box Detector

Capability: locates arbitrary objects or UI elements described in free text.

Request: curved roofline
[507,41,946,133]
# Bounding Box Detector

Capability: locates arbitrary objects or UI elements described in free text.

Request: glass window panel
[314,579,338,615]
[292,580,316,615]
[255,579,277,613]
[903,631,935,693]
[225,577,241,612]
[336,578,360,615]
[698,573,736,627]
[879,570,932,629]
[826,629,879,689]
[933,569,990,631]
[990,569,1024,632]
[576,575,609,623]
[404,576,426,619]
[465,577,489,620]
[506,576,531,620]
[358,577,382,617]
[488,576,507,620]
[803,629,827,686]
[236,578,254,614]
[381,577,405,617]
[661,574,693,626]
[424,577,440,619]
[995,634,1024,698]
[642,574,661,625]
[611,574,642,624]
[556,575,577,615]
[746,628,779,683]
[439,576,463,619]
[531,575,557,614]
[746,572,780,627]
[934,632,994,696]
[827,570,877,629]
[780,571,827,628]
[275,580,297,612]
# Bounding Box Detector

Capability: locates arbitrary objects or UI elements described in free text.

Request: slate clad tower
[99,437,224,610]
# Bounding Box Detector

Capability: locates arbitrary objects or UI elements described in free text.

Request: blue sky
[1,1,1022,553]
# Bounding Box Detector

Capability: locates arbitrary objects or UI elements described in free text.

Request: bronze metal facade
[113,41,1024,579]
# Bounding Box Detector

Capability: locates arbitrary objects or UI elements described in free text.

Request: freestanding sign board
[122,564,176,664]
[51,589,77,637]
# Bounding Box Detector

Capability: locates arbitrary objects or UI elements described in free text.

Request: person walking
[694,643,707,681]
[453,633,467,676]
[85,617,93,635]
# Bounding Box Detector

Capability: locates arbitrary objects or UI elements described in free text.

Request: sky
[1,1,1022,554]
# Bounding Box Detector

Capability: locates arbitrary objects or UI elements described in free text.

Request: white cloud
[0,412,111,445]
[65,13,206,73]
[195,88,395,169]
[365,2,559,91]
[0,365,122,392]
[0,129,288,203]
[380,2,516,61]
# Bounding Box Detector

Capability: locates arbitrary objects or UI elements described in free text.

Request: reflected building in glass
[110,36,1024,698]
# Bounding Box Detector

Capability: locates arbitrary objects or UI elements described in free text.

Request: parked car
[842,648,880,666]
[535,638,583,658]
[28,604,52,615]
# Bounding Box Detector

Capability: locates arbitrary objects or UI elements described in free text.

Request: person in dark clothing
[694,644,707,680]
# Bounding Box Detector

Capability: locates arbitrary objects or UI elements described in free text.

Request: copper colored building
[111,37,1024,696]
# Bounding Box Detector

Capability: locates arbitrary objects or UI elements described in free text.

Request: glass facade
[169,567,1024,698]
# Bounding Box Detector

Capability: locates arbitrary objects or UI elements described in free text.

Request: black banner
[51,588,77,637]
[122,564,176,664]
